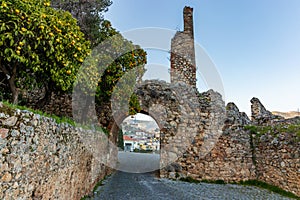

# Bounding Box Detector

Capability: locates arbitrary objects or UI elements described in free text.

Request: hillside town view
[121,114,160,152]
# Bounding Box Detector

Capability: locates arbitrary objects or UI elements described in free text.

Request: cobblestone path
[92,171,292,200]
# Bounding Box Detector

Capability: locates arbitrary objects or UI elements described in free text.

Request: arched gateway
[111,80,202,172]
[109,6,226,175]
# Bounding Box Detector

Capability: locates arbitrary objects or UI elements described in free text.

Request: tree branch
[0,61,10,77]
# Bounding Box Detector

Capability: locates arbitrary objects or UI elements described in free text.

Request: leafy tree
[0,0,146,120]
[0,0,90,104]
[129,94,141,115]
[51,0,112,47]
[96,22,146,106]
[75,20,146,119]
[118,129,124,150]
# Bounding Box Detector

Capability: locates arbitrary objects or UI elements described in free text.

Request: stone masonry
[254,126,300,196]
[162,7,299,197]
[162,95,300,197]
[109,80,202,170]
[251,98,300,196]
[0,102,116,199]
[170,6,196,88]
[251,97,284,125]
[162,91,256,183]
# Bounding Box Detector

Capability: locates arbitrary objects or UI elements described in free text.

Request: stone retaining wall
[162,95,300,197]
[163,92,256,183]
[250,97,300,196]
[0,102,116,200]
[184,101,256,182]
[254,125,300,196]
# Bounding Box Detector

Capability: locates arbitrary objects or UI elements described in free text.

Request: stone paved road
[91,152,292,200]
[116,151,160,173]
[92,171,292,200]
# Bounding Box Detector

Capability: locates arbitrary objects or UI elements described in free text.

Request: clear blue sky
[104,0,300,115]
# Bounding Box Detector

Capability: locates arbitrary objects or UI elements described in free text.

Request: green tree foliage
[52,0,147,111]
[129,94,141,115]
[75,20,147,116]
[0,0,146,119]
[51,0,112,48]
[118,129,124,150]
[0,0,90,104]
[98,22,146,106]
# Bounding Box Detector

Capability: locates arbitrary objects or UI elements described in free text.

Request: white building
[123,135,139,152]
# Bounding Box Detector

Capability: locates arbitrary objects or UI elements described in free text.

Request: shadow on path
[116,151,160,173]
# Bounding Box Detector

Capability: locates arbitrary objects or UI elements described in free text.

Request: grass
[244,124,300,141]
[244,125,258,135]
[278,124,300,139]
[178,176,299,199]
[0,101,110,136]
[93,179,105,193]
[179,176,201,183]
[80,195,90,200]
[80,174,111,200]
[0,101,15,116]
[1,100,75,126]
[133,149,153,153]
[202,179,226,184]
[179,176,225,184]
[239,180,300,199]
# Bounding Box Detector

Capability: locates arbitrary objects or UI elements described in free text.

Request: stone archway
[110,80,203,174]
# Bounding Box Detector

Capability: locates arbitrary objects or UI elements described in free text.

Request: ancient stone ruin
[151,6,299,196]
[0,6,299,199]
[170,6,197,88]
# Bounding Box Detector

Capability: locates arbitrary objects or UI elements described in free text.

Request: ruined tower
[170,6,196,88]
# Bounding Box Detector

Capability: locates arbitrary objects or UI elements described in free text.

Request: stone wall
[163,92,256,183]
[184,101,256,182]
[254,128,300,196]
[42,92,73,118]
[136,81,202,171]
[0,102,116,199]
[251,98,300,196]
[21,88,73,119]
[161,95,299,197]
[251,97,284,125]
[183,7,194,38]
